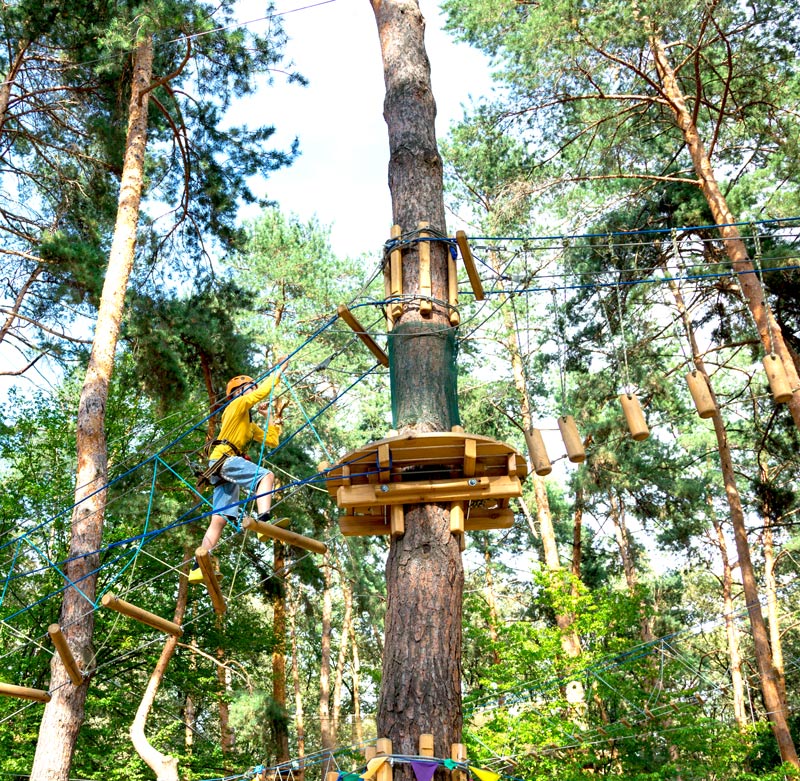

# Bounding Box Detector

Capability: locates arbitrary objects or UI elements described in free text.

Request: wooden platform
[325,431,527,536]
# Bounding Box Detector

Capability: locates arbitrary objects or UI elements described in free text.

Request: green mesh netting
[388,320,461,431]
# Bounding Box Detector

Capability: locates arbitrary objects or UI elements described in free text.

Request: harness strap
[205,438,245,459]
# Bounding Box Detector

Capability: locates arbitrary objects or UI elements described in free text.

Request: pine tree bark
[29,37,153,781]
[370,0,463,769]
[348,591,364,745]
[651,37,800,430]
[669,279,798,765]
[0,39,28,132]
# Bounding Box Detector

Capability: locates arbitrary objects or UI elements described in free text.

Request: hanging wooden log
[619,394,650,441]
[100,593,182,637]
[243,516,327,555]
[455,230,485,300]
[48,624,83,685]
[685,370,716,418]
[337,305,390,367]
[763,353,793,403]
[558,415,586,463]
[195,547,226,616]
[524,427,552,476]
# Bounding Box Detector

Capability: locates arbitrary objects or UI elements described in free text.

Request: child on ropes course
[189,359,289,584]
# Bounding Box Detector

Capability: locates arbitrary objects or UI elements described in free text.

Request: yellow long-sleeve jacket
[209,376,281,461]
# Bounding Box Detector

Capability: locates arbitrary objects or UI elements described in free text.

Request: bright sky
[237,0,495,258]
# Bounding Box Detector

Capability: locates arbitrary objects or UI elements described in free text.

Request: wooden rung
[390,504,404,537]
[376,738,392,781]
[337,475,521,508]
[0,681,51,703]
[337,305,389,367]
[463,438,476,477]
[48,624,83,685]
[419,733,434,757]
[100,592,182,637]
[451,743,467,781]
[243,517,327,555]
[378,442,391,482]
[619,718,632,728]
[326,772,340,781]
[365,745,377,762]
[195,547,226,616]
[342,464,351,487]
[455,230,485,300]
[465,508,514,530]
[419,221,432,316]
[448,242,460,326]
[450,501,465,534]
[390,224,403,322]
[507,452,517,477]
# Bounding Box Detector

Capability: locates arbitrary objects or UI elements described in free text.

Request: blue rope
[0,539,21,608]
[285,378,334,462]
[96,458,158,604]
[464,213,800,244]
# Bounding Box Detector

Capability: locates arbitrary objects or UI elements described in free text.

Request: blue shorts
[210,456,271,519]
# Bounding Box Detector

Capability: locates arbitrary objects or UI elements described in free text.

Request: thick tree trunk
[711,516,748,728]
[130,553,191,781]
[29,37,153,781]
[272,542,290,763]
[651,37,800,430]
[669,279,799,765]
[371,0,463,768]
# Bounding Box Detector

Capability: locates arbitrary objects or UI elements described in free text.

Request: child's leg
[202,514,227,550]
[255,470,275,517]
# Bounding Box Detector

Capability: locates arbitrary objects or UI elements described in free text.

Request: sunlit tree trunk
[651,36,800,430]
[30,37,153,781]
[669,278,798,765]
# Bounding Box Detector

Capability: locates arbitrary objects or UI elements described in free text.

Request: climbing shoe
[257,511,290,528]
[187,554,220,584]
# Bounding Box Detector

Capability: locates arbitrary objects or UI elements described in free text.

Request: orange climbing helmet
[226,375,255,397]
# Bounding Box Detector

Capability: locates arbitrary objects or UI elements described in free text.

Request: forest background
[2,0,800,780]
